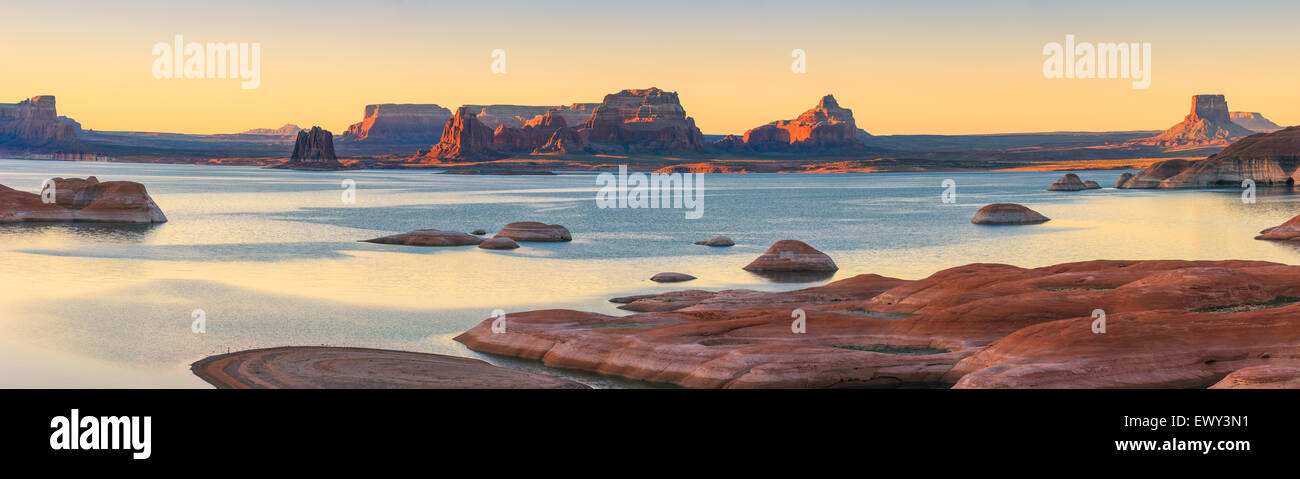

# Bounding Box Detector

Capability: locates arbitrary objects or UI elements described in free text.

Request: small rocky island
[0,176,166,223]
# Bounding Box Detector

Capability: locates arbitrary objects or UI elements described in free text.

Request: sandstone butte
[732,94,868,152]
[1120,126,1300,189]
[191,346,588,389]
[0,176,166,223]
[361,229,483,247]
[544,87,709,155]
[1046,173,1087,191]
[0,95,81,149]
[1229,111,1284,133]
[493,222,571,242]
[276,126,345,170]
[421,106,504,162]
[971,203,1049,225]
[1125,94,1255,147]
[454,259,1300,388]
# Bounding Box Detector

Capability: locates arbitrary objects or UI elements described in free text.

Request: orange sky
[2,0,1297,136]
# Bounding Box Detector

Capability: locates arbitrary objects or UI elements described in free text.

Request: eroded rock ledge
[456,260,1300,388]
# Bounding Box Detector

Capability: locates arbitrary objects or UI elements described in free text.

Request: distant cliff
[728,95,867,152]
[342,104,453,144]
[1230,112,1284,133]
[1127,95,1254,147]
[0,95,81,149]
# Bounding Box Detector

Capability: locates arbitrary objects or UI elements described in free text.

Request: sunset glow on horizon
[3,0,1298,136]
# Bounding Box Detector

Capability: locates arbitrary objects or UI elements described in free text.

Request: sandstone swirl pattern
[192,346,589,389]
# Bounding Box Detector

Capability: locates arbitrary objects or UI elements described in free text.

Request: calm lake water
[3,158,1300,387]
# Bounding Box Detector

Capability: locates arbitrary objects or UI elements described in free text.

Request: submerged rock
[1083,180,1101,189]
[694,235,735,247]
[362,229,483,247]
[971,203,1049,225]
[494,222,571,242]
[650,272,696,283]
[477,237,520,250]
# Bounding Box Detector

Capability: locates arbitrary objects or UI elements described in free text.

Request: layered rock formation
[191,346,589,389]
[468,104,596,130]
[279,126,343,170]
[362,229,484,247]
[738,95,865,152]
[575,88,708,154]
[1127,94,1254,147]
[1121,126,1300,188]
[1230,112,1284,133]
[1115,158,1200,188]
[0,95,81,149]
[494,222,571,242]
[456,259,1300,388]
[342,104,452,143]
[1210,363,1300,389]
[422,106,504,162]
[1,176,166,223]
[535,126,586,154]
[971,204,1049,225]
[492,110,568,152]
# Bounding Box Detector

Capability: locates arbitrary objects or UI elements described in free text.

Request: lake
[3,158,1300,387]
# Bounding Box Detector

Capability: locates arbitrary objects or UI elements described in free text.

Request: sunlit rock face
[422,106,503,162]
[0,95,81,148]
[575,87,708,154]
[1127,94,1254,147]
[740,95,865,152]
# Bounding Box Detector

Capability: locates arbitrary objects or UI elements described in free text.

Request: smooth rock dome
[1047,173,1087,191]
[694,235,735,247]
[971,203,1050,225]
[742,240,838,272]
